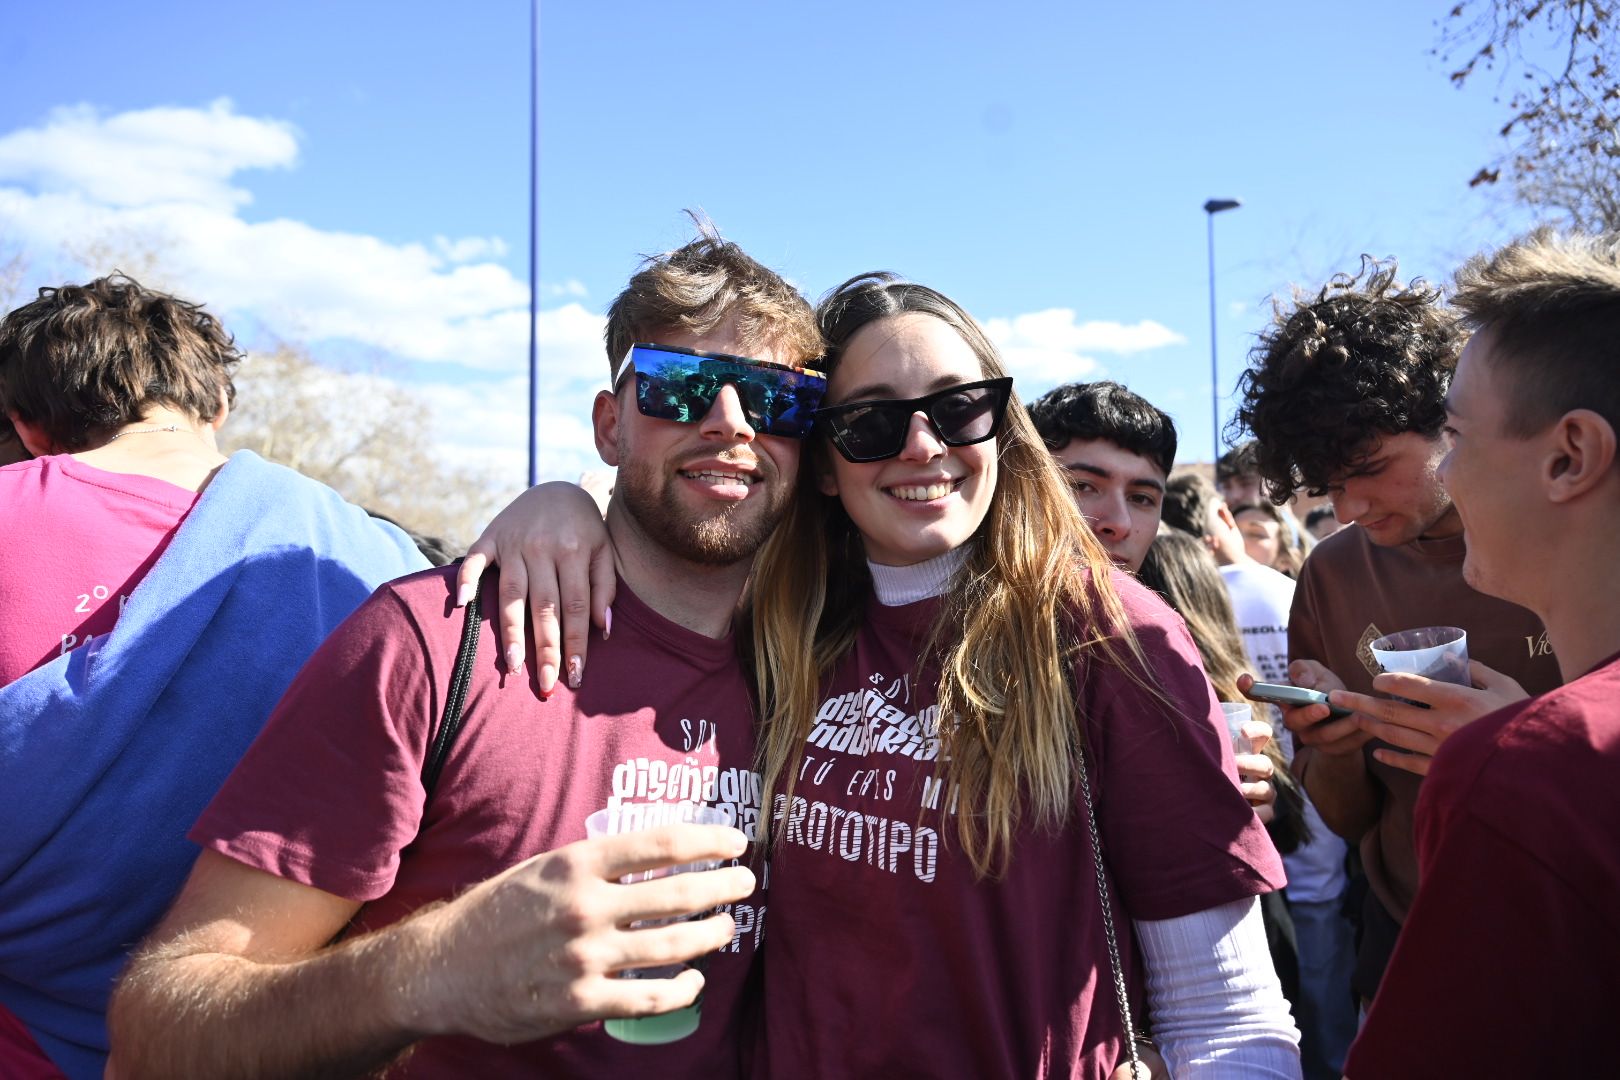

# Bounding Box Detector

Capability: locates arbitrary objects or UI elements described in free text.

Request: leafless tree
[220,344,507,550]
[1438,0,1620,231]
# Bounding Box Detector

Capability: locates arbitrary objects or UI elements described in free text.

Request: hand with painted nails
[1329,660,1529,777]
[457,481,617,697]
[1233,719,1279,825]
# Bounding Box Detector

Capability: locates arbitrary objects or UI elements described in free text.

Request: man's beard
[614,456,789,565]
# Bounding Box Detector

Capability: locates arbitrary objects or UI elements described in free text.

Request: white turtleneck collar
[867,544,972,606]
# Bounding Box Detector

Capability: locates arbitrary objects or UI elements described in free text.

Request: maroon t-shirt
[1345,650,1620,1078]
[192,567,765,1078]
[760,573,1286,1080]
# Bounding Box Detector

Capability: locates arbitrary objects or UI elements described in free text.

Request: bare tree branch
[1438,0,1620,231]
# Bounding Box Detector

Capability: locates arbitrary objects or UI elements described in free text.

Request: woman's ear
[815,443,840,497]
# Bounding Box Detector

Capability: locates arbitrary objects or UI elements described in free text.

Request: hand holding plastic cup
[1369,626,1470,686]
[583,801,730,1044]
[1220,702,1255,754]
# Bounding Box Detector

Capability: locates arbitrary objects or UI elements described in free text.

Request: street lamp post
[527,0,541,488]
[1203,198,1241,466]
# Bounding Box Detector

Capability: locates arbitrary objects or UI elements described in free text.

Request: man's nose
[698,384,757,441]
[1087,494,1131,537]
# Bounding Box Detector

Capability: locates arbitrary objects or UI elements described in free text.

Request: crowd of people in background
[2,222,1617,1079]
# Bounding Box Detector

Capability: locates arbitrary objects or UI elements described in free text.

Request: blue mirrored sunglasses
[615,343,828,439]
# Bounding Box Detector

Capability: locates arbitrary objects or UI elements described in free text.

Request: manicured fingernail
[540,663,556,692]
[456,582,475,607]
[603,606,613,641]
[505,645,524,675]
[567,654,582,689]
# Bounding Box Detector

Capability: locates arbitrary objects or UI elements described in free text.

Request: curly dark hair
[1232,257,1463,501]
[1026,380,1177,476]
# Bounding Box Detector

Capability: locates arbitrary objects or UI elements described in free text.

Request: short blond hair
[603,221,819,382]
[1452,228,1620,436]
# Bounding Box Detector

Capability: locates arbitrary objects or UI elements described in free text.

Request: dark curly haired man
[1231,258,1563,1036]
[1344,228,1620,1079]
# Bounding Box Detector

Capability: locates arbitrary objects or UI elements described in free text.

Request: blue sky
[0,1,1544,503]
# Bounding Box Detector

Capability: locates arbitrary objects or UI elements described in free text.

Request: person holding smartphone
[1229,257,1560,1014]
[1344,229,1620,1077]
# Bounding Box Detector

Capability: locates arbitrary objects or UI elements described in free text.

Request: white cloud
[0,100,297,210]
[0,101,1189,492]
[434,234,509,263]
[0,101,533,371]
[982,308,1185,387]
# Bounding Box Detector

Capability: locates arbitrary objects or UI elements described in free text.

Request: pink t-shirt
[0,455,199,685]
[759,574,1286,1080]
[192,567,765,1078]
[0,1007,64,1079]
[1345,649,1620,1078]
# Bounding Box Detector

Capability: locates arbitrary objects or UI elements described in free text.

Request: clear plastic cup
[583,801,729,1044]
[1220,702,1254,754]
[1369,626,1470,686]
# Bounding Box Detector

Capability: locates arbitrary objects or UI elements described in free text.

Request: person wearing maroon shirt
[1342,230,1620,1077]
[465,278,1305,1077]
[1230,256,1560,1011]
[740,274,1298,1079]
[106,229,822,1078]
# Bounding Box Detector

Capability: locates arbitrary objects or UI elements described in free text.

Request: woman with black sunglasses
[461,274,1301,1079]
[742,274,1298,1079]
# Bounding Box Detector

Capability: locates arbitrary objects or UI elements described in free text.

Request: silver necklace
[106,424,183,443]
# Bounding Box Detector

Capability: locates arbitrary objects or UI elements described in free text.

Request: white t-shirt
[1220,561,1295,685]
[1220,561,1348,904]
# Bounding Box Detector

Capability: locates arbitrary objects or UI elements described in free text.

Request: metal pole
[1202,198,1240,465]
[526,0,540,488]
[1207,211,1220,466]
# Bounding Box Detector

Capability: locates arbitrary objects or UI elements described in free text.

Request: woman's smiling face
[817,313,999,567]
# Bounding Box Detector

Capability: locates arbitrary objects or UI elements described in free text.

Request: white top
[1219,560,1347,905]
[1220,561,1296,685]
[867,545,970,606]
[1137,898,1303,1077]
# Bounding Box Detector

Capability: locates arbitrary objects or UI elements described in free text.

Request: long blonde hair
[748,274,1153,879]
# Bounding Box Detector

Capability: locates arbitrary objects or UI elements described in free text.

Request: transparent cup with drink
[1370,626,1470,688]
[583,800,732,1044]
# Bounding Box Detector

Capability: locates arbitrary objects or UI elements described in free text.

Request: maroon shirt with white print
[193,568,766,1078]
[758,572,1285,1079]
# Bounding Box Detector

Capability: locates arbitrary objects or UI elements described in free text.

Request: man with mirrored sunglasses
[110,229,823,1079]
[618,342,825,439]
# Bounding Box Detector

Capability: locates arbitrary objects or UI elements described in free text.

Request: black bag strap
[422,569,485,795]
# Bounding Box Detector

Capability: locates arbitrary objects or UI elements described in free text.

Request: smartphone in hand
[1243,682,1354,719]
